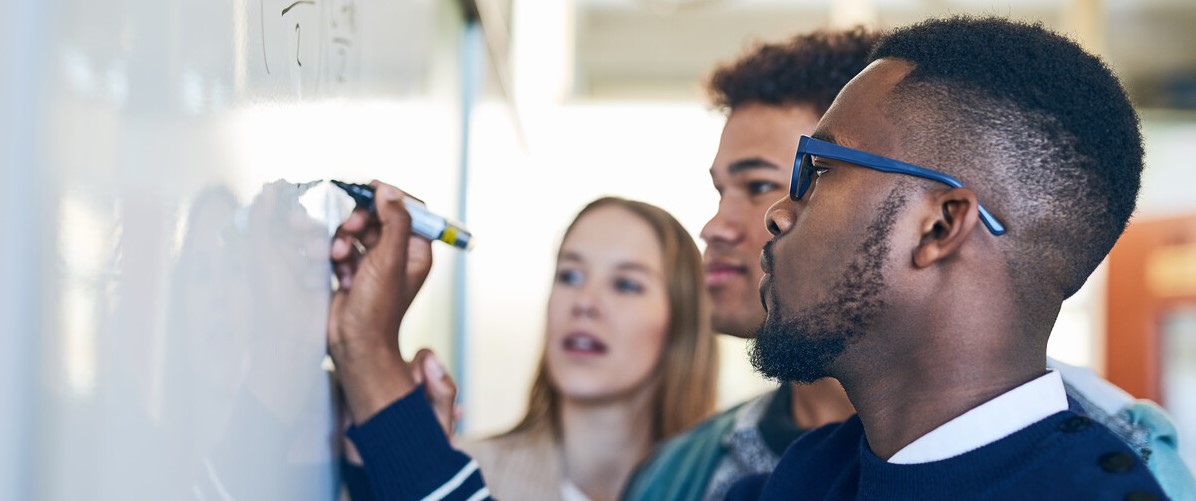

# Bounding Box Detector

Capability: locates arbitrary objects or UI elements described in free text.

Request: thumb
[369,183,413,283]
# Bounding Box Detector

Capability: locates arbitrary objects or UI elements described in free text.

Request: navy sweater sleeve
[341,459,375,501]
[724,473,768,500]
[347,387,493,501]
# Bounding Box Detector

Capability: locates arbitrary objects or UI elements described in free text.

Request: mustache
[761,240,775,275]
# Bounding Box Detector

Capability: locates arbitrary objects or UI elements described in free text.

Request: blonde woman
[341,196,719,501]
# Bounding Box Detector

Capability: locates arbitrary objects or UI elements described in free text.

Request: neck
[558,387,656,501]
[837,289,1055,460]
[789,378,855,429]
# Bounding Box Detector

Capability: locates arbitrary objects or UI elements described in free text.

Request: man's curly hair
[706,27,879,115]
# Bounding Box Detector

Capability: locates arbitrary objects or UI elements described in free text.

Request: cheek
[779,213,860,304]
[747,200,778,248]
[544,289,568,337]
[611,300,671,378]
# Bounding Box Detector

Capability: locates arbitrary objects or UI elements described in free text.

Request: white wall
[1,1,50,498]
[0,0,465,499]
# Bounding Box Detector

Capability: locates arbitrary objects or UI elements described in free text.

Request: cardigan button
[1058,416,1091,433]
[1099,451,1135,473]
[1124,491,1158,501]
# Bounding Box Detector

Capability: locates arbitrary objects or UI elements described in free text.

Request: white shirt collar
[887,370,1068,464]
[560,479,592,501]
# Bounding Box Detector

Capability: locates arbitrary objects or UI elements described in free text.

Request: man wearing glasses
[629,23,1192,501]
[737,16,1168,499]
[326,16,1183,500]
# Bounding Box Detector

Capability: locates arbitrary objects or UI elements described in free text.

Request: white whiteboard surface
[1,0,466,499]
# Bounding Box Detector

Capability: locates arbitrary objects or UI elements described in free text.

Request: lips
[758,242,775,310]
[563,332,608,355]
[760,241,775,275]
[759,275,770,311]
[705,261,747,287]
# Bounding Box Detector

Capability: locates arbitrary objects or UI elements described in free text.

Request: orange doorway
[1106,212,1196,466]
[1107,214,1196,401]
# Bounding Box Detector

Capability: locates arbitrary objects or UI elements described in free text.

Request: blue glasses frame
[791,135,1006,236]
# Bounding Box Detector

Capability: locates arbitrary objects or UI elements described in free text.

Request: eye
[556,269,583,286]
[614,276,644,294]
[809,156,831,179]
[747,181,781,196]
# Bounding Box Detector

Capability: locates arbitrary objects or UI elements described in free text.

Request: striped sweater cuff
[348,387,491,501]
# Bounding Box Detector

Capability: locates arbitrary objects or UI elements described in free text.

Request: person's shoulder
[456,428,564,501]
[774,414,863,469]
[992,410,1166,499]
[671,401,746,446]
[622,395,767,501]
[650,393,767,460]
[457,427,553,467]
[1125,400,1196,501]
[723,473,769,501]
[633,400,742,473]
[735,416,865,500]
[1050,357,1135,415]
[1050,358,1196,498]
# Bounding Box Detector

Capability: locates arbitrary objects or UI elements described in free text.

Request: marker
[331,180,474,251]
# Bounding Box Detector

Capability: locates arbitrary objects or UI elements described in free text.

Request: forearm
[333,340,418,424]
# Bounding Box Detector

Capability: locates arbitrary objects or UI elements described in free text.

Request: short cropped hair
[707,27,879,115]
[870,16,1143,300]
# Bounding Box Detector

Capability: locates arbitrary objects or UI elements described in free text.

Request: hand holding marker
[331,180,474,251]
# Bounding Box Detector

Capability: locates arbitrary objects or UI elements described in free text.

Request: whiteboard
[1,0,467,499]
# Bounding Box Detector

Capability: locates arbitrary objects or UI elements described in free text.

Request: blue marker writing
[331,180,474,251]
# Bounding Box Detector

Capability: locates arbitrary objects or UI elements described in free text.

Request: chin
[712,308,765,339]
[750,310,849,384]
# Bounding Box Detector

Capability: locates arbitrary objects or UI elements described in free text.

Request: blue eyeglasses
[791,135,1006,236]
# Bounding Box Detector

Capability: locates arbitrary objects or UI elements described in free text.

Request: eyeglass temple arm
[803,139,1007,236]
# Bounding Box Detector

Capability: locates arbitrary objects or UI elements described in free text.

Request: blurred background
[2,0,1193,499]
[457,0,1196,463]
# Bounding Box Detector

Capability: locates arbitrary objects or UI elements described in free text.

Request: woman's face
[545,205,671,403]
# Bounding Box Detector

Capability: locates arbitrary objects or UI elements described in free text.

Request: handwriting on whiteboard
[259,0,357,92]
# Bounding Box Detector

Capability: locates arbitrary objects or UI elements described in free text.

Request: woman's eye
[557,269,582,286]
[813,167,830,178]
[614,277,644,294]
[748,181,781,196]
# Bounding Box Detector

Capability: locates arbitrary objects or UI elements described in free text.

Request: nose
[570,285,600,319]
[765,198,795,237]
[700,198,745,248]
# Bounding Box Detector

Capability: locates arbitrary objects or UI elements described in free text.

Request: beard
[750,188,908,384]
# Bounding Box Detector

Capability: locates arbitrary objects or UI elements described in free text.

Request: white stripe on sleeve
[420,459,481,501]
[464,487,491,501]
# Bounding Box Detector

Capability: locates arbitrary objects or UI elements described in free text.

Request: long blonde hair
[506,197,718,442]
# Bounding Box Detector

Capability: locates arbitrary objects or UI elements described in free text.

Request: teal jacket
[623,387,797,501]
[621,398,743,501]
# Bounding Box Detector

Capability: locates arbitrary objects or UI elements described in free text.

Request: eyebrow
[616,262,657,275]
[558,251,659,276]
[811,131,839,144]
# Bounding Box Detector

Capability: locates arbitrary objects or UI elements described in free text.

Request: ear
[913,188,982,268]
